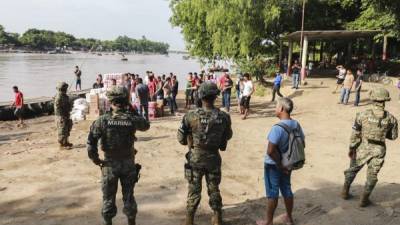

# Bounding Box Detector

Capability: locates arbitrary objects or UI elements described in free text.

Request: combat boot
[182,212,194,225]
[65,141,73,147]
[102,217,112,225]
[341,183,351,200]
[211,210,223,225]
[359,192,371,207]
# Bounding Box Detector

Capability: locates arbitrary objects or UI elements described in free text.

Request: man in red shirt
[11,86,24,126]
[148,75,157,101]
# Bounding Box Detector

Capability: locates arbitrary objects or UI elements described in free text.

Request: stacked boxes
[87,93,100,120]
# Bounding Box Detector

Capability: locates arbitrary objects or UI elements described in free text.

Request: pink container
[148,102,157,120]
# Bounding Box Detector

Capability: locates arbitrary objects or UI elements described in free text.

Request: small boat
[121,57,128,61]
[97,53,102,56]
[182,55,190,60]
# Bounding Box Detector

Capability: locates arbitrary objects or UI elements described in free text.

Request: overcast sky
[0,0,186,50]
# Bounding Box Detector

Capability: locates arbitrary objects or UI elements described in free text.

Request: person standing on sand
[257,97,305,225]
[291,60,301,89]
[11,86,24,127]
[240,73,255,120]
[342,87,398,207]
[343,87,398,203]
[54,82,73,150]
[87,86,150,225]
[185,73,194,109]
[220,73,233,112]
[271,71,284,102]
[333,65,346,93]
[339,70,355,105]
[135,78,150,121]
[74,65,82,91]
[163,77,174,115]
[178,82,232,225]
[171,75,179,111]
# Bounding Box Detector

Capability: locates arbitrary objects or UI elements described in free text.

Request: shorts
[336,78,344,85]
[264,164,293,199]
[76,79,81,86]
[14,107,23,118]
[240,96,251,109]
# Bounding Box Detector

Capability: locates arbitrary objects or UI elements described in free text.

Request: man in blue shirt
[257,97,305,225]
[271,71,284,102]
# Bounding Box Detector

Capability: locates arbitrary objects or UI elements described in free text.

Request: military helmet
[106,86,129,104]
[198,82,220,99]
[57,82,68,91]
[369,87,391,102]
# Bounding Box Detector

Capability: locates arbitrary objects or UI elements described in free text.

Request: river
[0,53,201,102]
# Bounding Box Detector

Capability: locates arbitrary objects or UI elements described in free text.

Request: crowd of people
[87,69,257,120]
[182,71,255,119]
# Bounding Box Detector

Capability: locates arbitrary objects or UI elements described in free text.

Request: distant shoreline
[0,49,173,55]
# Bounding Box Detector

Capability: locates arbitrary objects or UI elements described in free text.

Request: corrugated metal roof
[281,30,381,41]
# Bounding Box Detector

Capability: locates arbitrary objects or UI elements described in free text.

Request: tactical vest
[361,109,391,143]
[189,108,227,150]
[54,94,71,117]
[101,112,136,159]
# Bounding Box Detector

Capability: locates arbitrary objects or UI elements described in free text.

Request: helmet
[106,86,129,104]
[369,87,391,102]
[198,82,220,99]
[57,82,68,91]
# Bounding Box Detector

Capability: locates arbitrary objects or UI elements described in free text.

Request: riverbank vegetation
[170,0,400,79]
[0,25,169,54]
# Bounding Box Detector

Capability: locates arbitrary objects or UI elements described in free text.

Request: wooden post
[301,35,308,81]
[382,35,388,61]
[320,41,324,64]
[312,41,316,62]
[347,41,352,64]
[287,41,293,75]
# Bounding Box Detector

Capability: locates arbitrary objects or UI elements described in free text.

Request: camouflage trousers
[185,166,222,214]
[101,159,138,220]
[344,156,385,194]
[55,116,72,144]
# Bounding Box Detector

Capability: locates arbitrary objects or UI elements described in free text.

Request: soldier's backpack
[276,122,305,170]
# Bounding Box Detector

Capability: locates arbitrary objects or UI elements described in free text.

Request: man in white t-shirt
[240,73,255,119]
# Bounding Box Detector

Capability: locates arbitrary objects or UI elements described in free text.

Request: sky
[0,0,186,50]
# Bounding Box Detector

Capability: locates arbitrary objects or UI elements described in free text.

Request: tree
[0,24,169,53]
[0,25,20,46]
[170,0,399,79]
[343,0,400,38]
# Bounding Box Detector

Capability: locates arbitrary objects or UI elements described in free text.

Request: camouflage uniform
[177,82,233,225]
[342,87,398,207]
[87,87,150,225]
[54,82,73,148]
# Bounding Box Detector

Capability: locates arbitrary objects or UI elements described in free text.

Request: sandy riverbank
[1,77,400,225]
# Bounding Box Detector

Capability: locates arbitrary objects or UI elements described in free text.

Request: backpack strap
[275,122,294,134]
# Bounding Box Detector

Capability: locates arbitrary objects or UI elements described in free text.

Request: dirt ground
[1,77,400,225]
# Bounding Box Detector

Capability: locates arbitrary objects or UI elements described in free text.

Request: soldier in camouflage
[87,86,150,225]
[342,87,398,207]
[177,82,233,225]
[54,82,73,150]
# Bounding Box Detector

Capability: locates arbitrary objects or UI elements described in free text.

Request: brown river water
[0,53,201,102]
